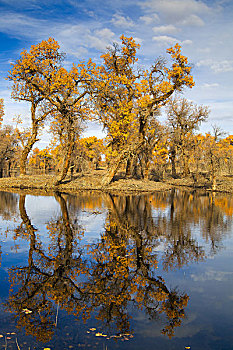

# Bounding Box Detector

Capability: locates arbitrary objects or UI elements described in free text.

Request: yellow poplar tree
[166,98,209,178]
[46,61,94,185]
[93,36,195,185]
[8,38,93,183]
[7,38,62,175]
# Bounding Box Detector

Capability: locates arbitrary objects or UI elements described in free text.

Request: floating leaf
[22,308,32,314]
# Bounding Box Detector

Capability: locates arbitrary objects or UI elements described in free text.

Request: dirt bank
[0,171,232,194]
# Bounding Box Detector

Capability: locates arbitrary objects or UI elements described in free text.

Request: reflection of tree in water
[7,193,85,342]
[158,190,207,271]
[0,191,19,270]
[5,190,233,343]
[0,191,18,220]
[65,191,106,214]
[84,193,189,338]
[155,190,233,260]
[200,192,232,254]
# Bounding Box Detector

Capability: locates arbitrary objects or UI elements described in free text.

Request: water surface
[0,190,233,350]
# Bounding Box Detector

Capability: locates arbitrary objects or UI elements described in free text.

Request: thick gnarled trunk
[54,126,75,186]
[170,147,177,178]
[19,122,38,176]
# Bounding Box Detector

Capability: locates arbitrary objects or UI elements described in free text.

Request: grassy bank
[0,170,232,194]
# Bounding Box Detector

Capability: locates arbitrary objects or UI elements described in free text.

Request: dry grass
[0,170,232,194]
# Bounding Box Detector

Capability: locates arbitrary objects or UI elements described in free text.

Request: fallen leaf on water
[0,335,3,338]
[110,335,121,338]
[22,308,32,314]
[89,328,96,331]
[185,347,191,349]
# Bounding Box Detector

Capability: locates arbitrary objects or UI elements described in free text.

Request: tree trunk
[143,161,150,180]
[20,131,38,176]
[125,157,133,178]
[54,129,75,186]
[212,174,216,191]
[20,148,30,175]
[182,149,190,177]
[170,147,177,178]
[102,159,122,186]
[210,153,217,191]
[102,149,132,186]
[131,157,138,178]
[7,161,11,177]
[161,168,165,181]
[102,142,144,187]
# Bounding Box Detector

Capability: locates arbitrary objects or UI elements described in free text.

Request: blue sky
[0,0,233,145]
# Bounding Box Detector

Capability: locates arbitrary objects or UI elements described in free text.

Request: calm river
[0,190,233,350]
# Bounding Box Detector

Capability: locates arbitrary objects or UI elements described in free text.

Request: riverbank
[0,171,232,194]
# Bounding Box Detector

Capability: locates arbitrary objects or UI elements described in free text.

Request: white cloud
[0,12,46,38]
[198,47,211,54]
[197,59,233,73]
[87,28,115,51]
[111,13,134,28]
[0,11,117,58]
[152,35,178,46]
[133,37,143,45]
[59,26,116,56]
[153,24,177,34]
[141,0,211,24]
[212,61,233,73]
[152,35,193,47]
[51,24,116,55]
[182,39,193,45]
[202,83,220,88]
[139,14,160,25]
[180,14,205,26]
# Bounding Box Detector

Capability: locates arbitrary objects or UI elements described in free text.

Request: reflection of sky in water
[0,194,107,248]
[0,190,232,350]
[25,195,60,224]
[78,211,107,239]
[25,195,107,240]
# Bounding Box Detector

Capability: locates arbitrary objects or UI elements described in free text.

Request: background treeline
[0,36,232,186]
